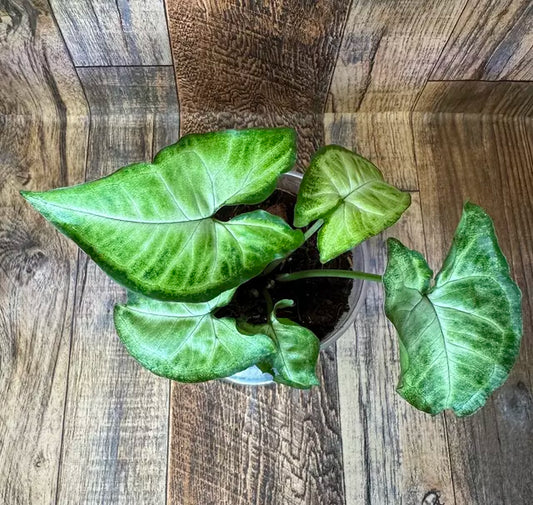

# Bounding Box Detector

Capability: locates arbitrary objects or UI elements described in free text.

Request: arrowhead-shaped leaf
[242,300,320,389]
[114,289,275,382]
[384,203,522,416]
[294,145,410,262]
[22,128,303,302]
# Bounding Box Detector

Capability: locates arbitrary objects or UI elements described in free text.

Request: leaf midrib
[269,321,296,383]
[35,198,203,224]
[425,295,453,406]
[410,275,508,408]
[124,305,212,318]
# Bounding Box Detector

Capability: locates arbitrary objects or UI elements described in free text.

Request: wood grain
[49,0,172,66]
[414,80,533,117]
[165,0,351,169]
[412,106,533,503]
[336,201,455,505]
[55,66,178,505]
[169,354,345,505]
[432,0,533,81]
[327,0,468,113]
[0,1,88,504]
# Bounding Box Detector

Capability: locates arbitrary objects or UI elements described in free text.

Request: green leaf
[243,300,320,389]
[21,128,303,302]
[384,203,522,416]
[114,289,275,382]
[294,145,411,262]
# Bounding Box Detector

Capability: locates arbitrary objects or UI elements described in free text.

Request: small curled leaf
[242,299,320,389]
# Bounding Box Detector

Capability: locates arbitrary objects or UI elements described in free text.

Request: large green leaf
[384,203,522,416]
[294,145,410,262]
[242,300,320,388]
[21,128,303,302]
[114,289,275,382]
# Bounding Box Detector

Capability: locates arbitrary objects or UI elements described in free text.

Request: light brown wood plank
[337,202,455,505]
[56,67,178,505]
[412,110,533,504]
[327,0,467,113]
[166,0,351,169]
[431,0,533,81]
[0,1,88,504]
[49,0,172,66]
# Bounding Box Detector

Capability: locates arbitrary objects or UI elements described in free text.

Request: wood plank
[412,109,533,504]
[327,112,455,504]
[56,66,178,505]
[415,80,533,117]
[165,0,351,168]
[327,0,467,113]
[166,2,351,503]
[169,357,346,505]
[337,202,455,505]
[431,0,533,81]
[0,1,88,504]
[49,0,172,66]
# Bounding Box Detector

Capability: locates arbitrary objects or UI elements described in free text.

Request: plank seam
[161,0,181,134]
[75,64,174,69]
[427,79,533,83]
[53,251,82,505]
[410,0,471,113]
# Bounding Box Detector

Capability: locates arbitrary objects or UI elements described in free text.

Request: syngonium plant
[21,128,522,417]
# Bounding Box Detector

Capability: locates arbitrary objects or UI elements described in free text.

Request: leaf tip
[20,190,49,215]
[20,189,38,204]
[273,299,294,312]
[318,250,333,264]
[403,191,412,208]
[386,237,403,253]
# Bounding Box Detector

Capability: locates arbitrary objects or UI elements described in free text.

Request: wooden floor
[1,1,532,504]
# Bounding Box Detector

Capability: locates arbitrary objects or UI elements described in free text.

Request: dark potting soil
[214,190,353,341]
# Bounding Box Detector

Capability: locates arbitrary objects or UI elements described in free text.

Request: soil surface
[214,190,353,341]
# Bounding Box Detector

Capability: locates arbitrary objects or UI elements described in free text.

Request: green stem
[276,269,383,283]
[303,219,324,241]
[262,288,274,314]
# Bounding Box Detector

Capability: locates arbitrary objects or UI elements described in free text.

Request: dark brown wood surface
[166,0,352,168]
[165,2,351,503]
[1,0,533,504]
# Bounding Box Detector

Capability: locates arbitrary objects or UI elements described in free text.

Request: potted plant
[21,127,522,417]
